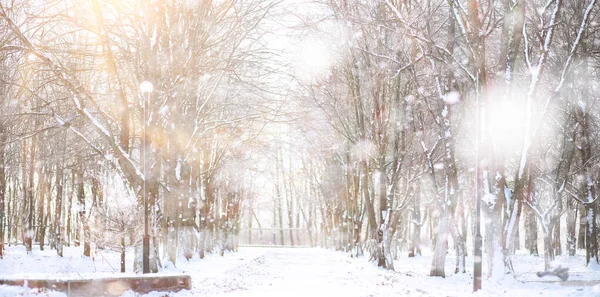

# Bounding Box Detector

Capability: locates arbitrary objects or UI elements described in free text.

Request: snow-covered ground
[1,245,599,296]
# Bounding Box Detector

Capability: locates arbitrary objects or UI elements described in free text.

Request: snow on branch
[526,198,561,234]
[517,0,562,181]
[0,45,27,52]
[449,0,474,55]
[68,126,109,159]
[0,3,145,190]
[409,209,428,227]
[518,0,595,183]
[382,0,476,83]
[548,0,596,98]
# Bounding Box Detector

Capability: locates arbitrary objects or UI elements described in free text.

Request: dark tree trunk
[275,151,285,246]
[37,167,48,251]
[430,210,449,278]
[67,171,75,247]
[578,205,586,250]
[409,194,422,257]
[21,141,28,250]
[285,184,295,247]
[9,179,15,245]
[121,236,126,273]
[525,206,539,256]
[575,50,598,265]
[553,220,562,256]
[25,136,36,253]
[0,125,5,258]
[543,230,554,270]
[76,167,90,257]
[566,198,577,256]
[585,205,598,264]
[55,163,64,256]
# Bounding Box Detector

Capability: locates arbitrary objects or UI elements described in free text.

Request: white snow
[443,91,461,105]
[135,248,600,297]
[441,105,448,118]
[482,192,497,208]
[553,0,597,94]
[82,108,112,138]
[139,81,154,94]
[578,100,586,112]
[0,245,265,296]
[1,246,599,297]
[517,146,528,180]
[53,114,65,126]
[175,158,182,181]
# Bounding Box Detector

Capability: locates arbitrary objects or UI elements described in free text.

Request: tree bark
[543,229,555,270]
[121,236,126,273]
[55,163,64,257]
[578,205,587,250]
[566,198,577,256]
[0,125,5,258]
[67,171,75,247]
[409,194,422,257]
[25,134,36,253]
[37,166,48,251]
[525,206,539,256]
[76,167,90,257]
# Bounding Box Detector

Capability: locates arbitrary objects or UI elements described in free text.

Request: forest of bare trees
[1,0,600,282]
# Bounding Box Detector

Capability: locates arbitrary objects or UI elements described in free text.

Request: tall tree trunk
[275,150,285,246]
[67,171,75,247]
[543,228,554,270]
[525,206,539,255]
[429,0,467,277]
[431,210,451,277]
[121,236,126,273]
[566,197,577,256]
[409,193,422,257]
[19,143,27,248]
[483,172,506,279]
[497,0,525,277]
[76,167,90,257]
[578,205,587,250]
[283,154,295,247]
[553,217,562,256]
[272,192,277,245]
[361,159,379,263]
[37,167,47,251]
[575,53,598,265]
[0,125,5,258]
[55,163,64,257]
[8,179,13,245]
[247,205,253,245]
[456,192,468,271]
[451,216,466,273]
[377,160,390,268]
[585,205,598,264]
[9,179,15,245]
[25,135,36,253]
[199,173,214,259]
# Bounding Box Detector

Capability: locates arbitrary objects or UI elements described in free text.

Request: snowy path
[142,248,599,297]
[2,246,600,296]
[166,248,411,297]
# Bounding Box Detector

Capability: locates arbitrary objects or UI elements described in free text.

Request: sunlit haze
[0,0,599,296]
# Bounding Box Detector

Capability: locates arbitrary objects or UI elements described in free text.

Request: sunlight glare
[139,81,154,93]
[25,53,37,62]
[488,95,526,152]
[297,38,332,79]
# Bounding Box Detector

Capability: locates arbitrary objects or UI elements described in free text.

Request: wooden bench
[0,274,191,296]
